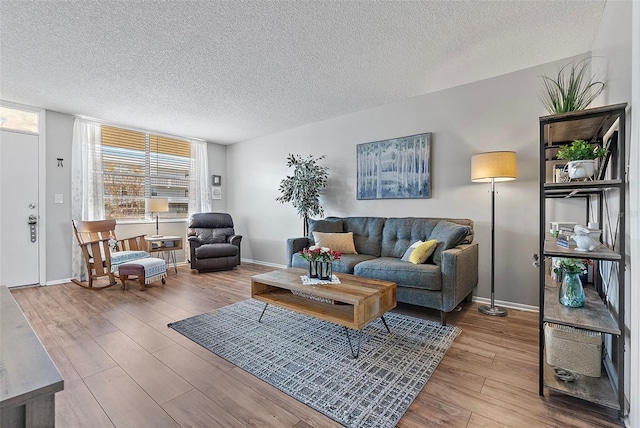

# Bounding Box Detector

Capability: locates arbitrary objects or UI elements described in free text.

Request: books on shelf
[556,230,571,248]
[553,164,569,183]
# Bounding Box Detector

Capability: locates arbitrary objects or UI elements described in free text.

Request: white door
[0,130,40,287]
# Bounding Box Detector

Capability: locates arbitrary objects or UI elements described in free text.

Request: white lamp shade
[147,197,169,213]
[471,151,517,182]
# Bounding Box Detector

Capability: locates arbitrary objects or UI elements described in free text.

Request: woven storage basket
[545,323,602,377]
[291,290,335,304]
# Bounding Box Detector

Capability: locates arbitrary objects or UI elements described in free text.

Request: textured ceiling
[0,1,605,144]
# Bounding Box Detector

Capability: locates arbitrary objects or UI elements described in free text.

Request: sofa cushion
[195,243,238,259]
[291,252,375,274]
[312,232,357,254]
[354,257,442,291]
[429,221,471,265]
[192,227,233,244]
[381,217,440,258]
[402,239,438,264]
[308,218,344,240]
[188,212,234,229]
[332,217,385,257]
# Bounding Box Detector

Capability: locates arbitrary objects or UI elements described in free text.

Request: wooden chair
[72,219,148,289]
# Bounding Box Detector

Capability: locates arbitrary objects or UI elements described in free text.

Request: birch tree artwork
[356,133,431,200]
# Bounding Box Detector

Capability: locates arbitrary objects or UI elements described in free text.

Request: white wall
[208,142,227,213]
[227,57,593,308]
[45,111,74,283]
[591,0,635,421]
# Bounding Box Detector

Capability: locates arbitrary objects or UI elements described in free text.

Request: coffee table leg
[344,327,363,359]
[380,315,391,334]
[258,303,269,323]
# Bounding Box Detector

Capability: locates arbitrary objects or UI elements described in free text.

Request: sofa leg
[440,311,447,326]
[464,292,473,303]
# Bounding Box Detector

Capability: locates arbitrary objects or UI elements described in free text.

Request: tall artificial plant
[539,58,605,115]
[276,154,329,236]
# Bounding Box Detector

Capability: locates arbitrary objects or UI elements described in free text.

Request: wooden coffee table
[251,268,396,358]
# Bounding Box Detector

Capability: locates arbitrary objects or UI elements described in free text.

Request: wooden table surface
[251,268,396,330]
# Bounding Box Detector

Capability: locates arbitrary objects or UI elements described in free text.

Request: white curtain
[188,139,212,215]
[71,118,104,280]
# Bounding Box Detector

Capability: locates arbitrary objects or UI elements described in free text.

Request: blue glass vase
[559,271,585,308]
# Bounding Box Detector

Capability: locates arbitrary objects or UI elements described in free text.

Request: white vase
[566,160,596,179]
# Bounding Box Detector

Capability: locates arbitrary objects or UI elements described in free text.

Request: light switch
[54,194,63,204]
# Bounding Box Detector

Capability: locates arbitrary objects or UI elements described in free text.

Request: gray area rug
[168,299,460,428]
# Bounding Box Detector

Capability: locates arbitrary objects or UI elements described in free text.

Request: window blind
[101,126,191,219]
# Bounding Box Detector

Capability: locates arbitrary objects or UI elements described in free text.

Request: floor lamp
[147,197,169,237]
[471,151,517,317]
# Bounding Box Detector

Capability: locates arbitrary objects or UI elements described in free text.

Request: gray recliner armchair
[187,212,242,272]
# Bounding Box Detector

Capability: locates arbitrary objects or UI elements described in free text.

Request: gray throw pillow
[428,221,470,265]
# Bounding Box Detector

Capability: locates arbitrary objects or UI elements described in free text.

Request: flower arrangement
[300,246,341,262]
[553,258,588,275]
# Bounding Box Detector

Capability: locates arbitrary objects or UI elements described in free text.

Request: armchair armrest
[187,236,202,245]
[286,237,311,268]
[228,235,242,264]
[228,234,242,246]
[187,236,202,269]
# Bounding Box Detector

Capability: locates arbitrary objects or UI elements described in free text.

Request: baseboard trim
[45,278,72,286]
[472,296,539,313]
[241,258,287,269]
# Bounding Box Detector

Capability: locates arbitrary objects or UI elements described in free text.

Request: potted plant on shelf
[556,139,608,180]
[276,154,329,236]
[539,58,605,115]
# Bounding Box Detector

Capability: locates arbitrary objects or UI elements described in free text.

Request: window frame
[100,125,192,221]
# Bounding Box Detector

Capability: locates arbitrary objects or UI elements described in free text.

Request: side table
[145,235,183,273]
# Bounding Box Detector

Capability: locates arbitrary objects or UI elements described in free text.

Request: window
[101,126,190,219]
[0,106,39,133]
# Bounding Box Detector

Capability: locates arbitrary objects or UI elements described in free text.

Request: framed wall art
[212,175,222,186]
[356,132,432,199]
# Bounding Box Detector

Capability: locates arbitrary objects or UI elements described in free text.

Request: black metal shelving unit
[538,103,627,418]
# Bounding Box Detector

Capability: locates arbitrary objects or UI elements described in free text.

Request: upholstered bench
[118,258,167,290]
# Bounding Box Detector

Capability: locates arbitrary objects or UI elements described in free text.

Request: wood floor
[10,263,623,427]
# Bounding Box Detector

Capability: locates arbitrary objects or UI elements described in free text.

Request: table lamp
[147,197,169,237]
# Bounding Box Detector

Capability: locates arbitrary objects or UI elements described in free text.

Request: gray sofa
[286,217,478,324]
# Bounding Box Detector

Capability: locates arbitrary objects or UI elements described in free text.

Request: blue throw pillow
[429,221,470,265]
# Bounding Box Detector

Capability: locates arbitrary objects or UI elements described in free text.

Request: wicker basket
[291,290,335,304]
[545,323,602,377]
